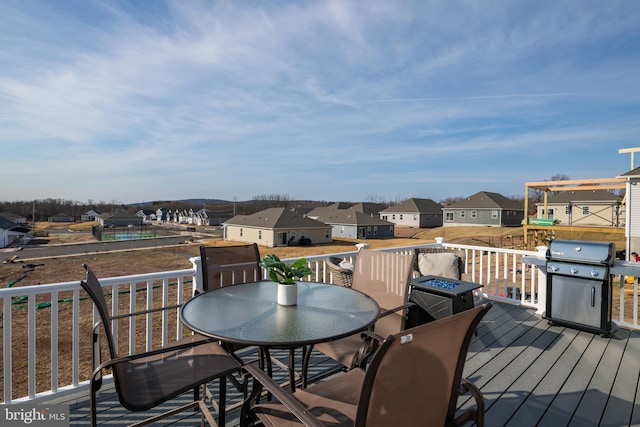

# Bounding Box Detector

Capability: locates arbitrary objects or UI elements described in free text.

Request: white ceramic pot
[277,283,297,306]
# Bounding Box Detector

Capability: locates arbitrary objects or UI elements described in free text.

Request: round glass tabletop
[181,281,380,347]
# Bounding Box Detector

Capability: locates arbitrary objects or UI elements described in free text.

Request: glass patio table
[180,280,380,390]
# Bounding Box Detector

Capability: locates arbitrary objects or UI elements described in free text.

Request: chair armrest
[91,336,222,384]
[378,301,416,319]
[110,303,182,320]
[243,364,324,427]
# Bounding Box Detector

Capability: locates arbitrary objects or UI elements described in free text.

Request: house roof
[0,212,26,221]
[311,207,394,226]
[0,215,19,231]
[348,202,389,215]
[224,208,329,229]
[539,189,622,204]
[618,167,640,178]
[380,198,443,214]
[100,211,140,220]
[0,215,28,233]
[445,191,523,210]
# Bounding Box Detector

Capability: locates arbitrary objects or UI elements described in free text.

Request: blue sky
[2,1,639,204]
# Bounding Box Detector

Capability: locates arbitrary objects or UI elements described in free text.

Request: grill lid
[546,239,615,265]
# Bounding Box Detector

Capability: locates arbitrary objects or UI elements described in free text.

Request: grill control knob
[591,270,600,278]
[550,264,559,272]
[570,266,579,274]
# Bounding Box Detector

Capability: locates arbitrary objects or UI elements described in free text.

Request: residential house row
[0,189,626,248]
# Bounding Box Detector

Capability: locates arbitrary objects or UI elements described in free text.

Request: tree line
[4,175,607,221]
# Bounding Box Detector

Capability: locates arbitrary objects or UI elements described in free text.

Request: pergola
[523,177,626,245]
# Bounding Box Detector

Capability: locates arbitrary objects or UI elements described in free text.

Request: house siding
[443,209,498,227]
[536,203,620,227]
[628,181,640,250]
[380,213,441,228]
[224,225,331,248]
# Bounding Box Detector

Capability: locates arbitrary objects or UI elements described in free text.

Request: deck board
[35,300,640,426]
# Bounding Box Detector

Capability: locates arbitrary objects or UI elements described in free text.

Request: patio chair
[199,243,262,292]
[413,247,465,280]
[325,256,354,287]
[200,244,280,382]
[302,249,415,386]
[242,303,492,427]
[80,265,241,427]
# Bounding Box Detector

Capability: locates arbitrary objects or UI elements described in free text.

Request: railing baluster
[73,288,80,387]
[176,276,184,340]
[51,291,59,393]
[146,281,153,352]
[28,294,36,399]
[3,296,12,403]
[129,282,136,354]
[162,278,169,347]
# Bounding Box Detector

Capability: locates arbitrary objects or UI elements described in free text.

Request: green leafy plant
[259,254,312,285]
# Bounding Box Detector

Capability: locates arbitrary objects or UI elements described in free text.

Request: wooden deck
[51,300,640,426]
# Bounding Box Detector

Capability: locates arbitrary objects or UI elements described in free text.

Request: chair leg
[219,377,227,426]
[89,384,98,427]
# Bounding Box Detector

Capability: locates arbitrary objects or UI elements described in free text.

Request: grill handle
[591,287,596,307]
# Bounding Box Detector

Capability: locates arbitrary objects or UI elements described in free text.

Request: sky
[2,1,639,205]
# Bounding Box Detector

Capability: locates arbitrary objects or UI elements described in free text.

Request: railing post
[190,256,202,294]
[534,245,547,315]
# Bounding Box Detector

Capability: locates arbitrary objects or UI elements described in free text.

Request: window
[460,210,466,218]
[258,230,262,240]
[325,229,330,238]
[240,228,243,237]
[392,214,396,220]
[340,226,345,234]
[583,206,590,215]
[471,210,477,218]
[390,226,394,234]
[374,226,378,235]
[367,226,372,235]
[446,212,454,221]
[548,208,555,218]
[399,214,403,220]
[491,210,498,219]
[565,205,572,214]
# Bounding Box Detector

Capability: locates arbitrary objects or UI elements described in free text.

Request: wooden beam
[545,184,626,191]
[618,147,640,169]
[525,178,625,187]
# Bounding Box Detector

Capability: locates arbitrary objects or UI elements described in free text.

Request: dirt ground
[1,222,626,288]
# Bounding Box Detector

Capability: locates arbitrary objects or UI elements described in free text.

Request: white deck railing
[1,242,638,404]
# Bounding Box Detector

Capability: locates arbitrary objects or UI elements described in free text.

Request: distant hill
[129,199,231,207]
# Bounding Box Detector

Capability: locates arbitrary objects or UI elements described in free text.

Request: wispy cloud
[1,0,638,203]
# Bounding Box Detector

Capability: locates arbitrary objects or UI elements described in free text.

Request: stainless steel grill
[543,239,617,337]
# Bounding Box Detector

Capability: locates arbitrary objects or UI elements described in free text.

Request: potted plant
[259,254,312,306]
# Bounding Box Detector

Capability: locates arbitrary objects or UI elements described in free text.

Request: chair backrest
[414,247,465,280]
[80,264,118,359]
[200,244,261,291]
[357,303,492,427]
[352,249,415,336]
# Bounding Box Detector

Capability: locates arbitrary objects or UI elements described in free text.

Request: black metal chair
[80,264,240,426]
